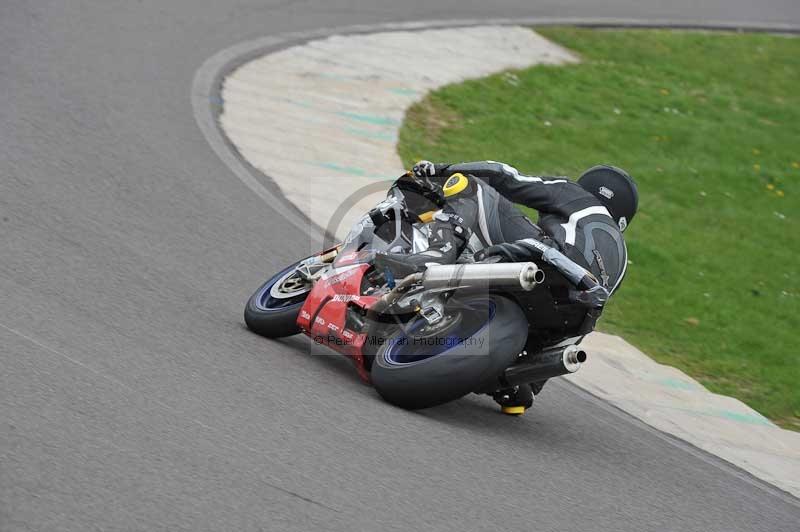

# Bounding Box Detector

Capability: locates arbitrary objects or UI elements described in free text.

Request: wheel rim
[383,298,496,366]
[270,269,311,299]
[255,266,311,311]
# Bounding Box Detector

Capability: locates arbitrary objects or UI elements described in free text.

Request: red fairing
[296,264,379,382]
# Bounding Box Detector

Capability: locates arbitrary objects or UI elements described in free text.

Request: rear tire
[370,294,527,410]
[244,262,311,338]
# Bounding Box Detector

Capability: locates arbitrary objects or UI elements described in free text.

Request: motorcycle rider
[376,160,638,413]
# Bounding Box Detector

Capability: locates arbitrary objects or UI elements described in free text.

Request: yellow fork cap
[501,405,526,416]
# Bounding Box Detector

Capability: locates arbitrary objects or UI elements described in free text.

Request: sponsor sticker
[327,268,359,285]
[336,252,359,263]
[599,186,615,200]
[332,294,361,302]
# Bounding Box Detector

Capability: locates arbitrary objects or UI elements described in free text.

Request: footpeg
[493,385,533,415]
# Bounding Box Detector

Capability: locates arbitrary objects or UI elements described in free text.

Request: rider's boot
[493,385,534,415]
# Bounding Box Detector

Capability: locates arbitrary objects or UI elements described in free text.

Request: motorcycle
[244,178,593,411]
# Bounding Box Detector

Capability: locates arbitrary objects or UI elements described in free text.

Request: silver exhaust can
[503,344,588,387]
[422,262,543,292]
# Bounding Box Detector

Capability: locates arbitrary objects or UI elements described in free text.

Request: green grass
[397,28,800,430]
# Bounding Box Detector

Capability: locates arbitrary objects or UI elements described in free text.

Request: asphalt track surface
[2,1,800,531]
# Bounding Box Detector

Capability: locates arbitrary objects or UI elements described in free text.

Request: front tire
[244,261,312,338]
[370,294,528,410]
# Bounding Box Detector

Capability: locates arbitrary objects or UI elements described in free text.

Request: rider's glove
[569,285,609,310]
[475,243,529,263]
[475,237,553,263]
[412,160,436,178]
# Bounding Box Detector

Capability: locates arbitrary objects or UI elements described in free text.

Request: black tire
[244,262,311,338]
[370,294,527,410]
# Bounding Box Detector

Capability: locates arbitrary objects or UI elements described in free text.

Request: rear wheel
[244,261,312,338]
[370,294,527,409]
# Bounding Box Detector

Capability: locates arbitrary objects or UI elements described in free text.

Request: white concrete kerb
[220,26,577,240]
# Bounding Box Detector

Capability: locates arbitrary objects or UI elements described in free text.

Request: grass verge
[397,28,800,430]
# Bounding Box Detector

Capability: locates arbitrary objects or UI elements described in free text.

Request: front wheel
[244,261,313,338]
[370,294,528,410]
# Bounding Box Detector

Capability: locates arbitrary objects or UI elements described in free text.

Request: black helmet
[392,172,446,220]
[578,165,639,232]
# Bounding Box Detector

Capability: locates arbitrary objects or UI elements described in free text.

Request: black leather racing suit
[393,161,628,296]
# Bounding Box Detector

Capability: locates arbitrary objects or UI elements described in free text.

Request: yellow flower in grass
[753,148,761,155]
[792,162,800,169]
[753,164,761,171]
[767,183,775,190]
[776,190,785,197]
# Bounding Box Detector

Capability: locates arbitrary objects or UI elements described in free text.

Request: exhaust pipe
[422,262,543,292]
[370,262,542,319]
[503,345,587,387]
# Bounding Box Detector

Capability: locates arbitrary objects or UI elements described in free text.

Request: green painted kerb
[337,111,400,126]
[345,127,397,142]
